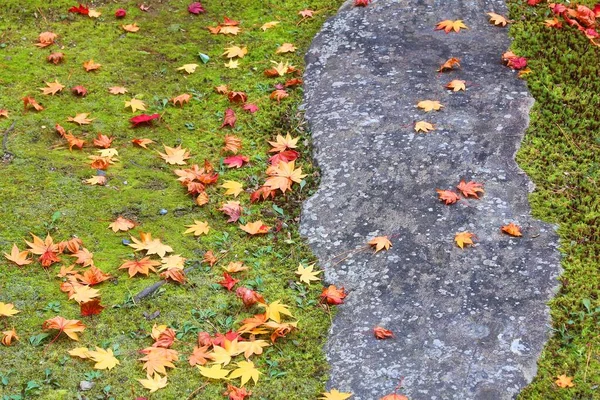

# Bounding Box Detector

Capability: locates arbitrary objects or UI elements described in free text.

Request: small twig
[555,123,581,151]
[2,121,16,155]
[584,343,592,382]
[186,382,208,400]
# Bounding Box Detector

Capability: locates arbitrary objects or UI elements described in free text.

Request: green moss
[0,0,341,398]
[508,1,600,399]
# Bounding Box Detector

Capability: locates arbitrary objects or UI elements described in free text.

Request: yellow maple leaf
[158,145,190,165]
[264,161,307,193]
[125,98,146,112]
[122,23,140,32]
[138,373,168,393]
[221,180,244,197]
[414,121,435,133]
[198,364,231,380]
[261,21,280,31]
[224,59,240,69]
[276,43,297,54]
[88,9,101,18]
[0,303,19,317]
[229,360,261,386]
[487,12,508,27]
[455,231,475,249]
[177,64,199,74]
[83,59,101,71]
[68,347,91,359]
[39,80,65,95]
[417,100,443,112]
[85,176,107,186]
[222,45,248,58]
[435,19,468,33]
[368,236,392,253]
[295,263,322,284]
[555,374,575,388]
[184,220,210,236]
[258,300,293,323]
[446,79,466,92]
[69,285,100,304]
[237,340,270,359]
[88,347,120,370]
[67,113,94,125]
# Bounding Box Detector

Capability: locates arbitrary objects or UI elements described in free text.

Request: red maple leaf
[130,113,160,126]
[80,299,105,316]
[223,155,249,168]
[68,3,89,14]
[218,272,239,291]
[235,287,265,307]
[242,103,259,113]
[354,0,372,6]
[221,108,236,128]
[320,285,347,305]
[71,86,88,96]
[269,150,299,165]
[188,2,206,14]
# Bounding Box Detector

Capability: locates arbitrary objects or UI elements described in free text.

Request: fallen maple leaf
[108,216,135,232]
[222,46,248,58]
[129,233,173,258]
[1,328,19,346]
[125,98,147,113]
[172,93,191,107]
[236,287,265,307]
[69,285,100,304]
[436,189,460,205]
[80,299,105,316]
[35,31,57,47]
[43,316,86,341]
[130,113,160,126]
[177,63,199,74]
[132,138,155,148]
[373,326,394,339]
[69,4,89,15]
[4,244,32,266]
[88,347,120,370]
[417,100,443,112]
[446,79,466,91]
[264,160,306,193]
[122,23,140,32]
[47,52,64,64]
[72,85,88,96]
[240,221,270,235]
[221,108,237,128]
[456,180,484,198]
[0,303,19,317]
[368,236,392,253]
[261,21,280,31]
[555,374,575,388]
[119,257,161,278]
[221,180,244,197]
[259,300,293,323]
[138,373,168,393]
[26,233,60,267]
[414,121,435,133]
[320,389,353,400]
[296,263,322,284]
[354,0,371,6]
[224,59,239,69]
[270,89,289,102]
[219,272,240,291]
[320,285,347,305]
[501,223,522,237]
[83,59,101,72]
[455,231,475,249]
[189,345,211,366]
[23,96,44,111]
[67,113,94,125]
[224,155,249,168]
[219,201,242,222]
[544,18,563,28]
[85,176,107,185]
[223,135,242,153]
[188,2,205,14]
[198,364,231,380]
[243,103,259,113]
[184,220,210,236]
[435,19,468,33]
[229,360,261,387]
[115,8,126,18]
[93,133,114,148]
[380,394,408,400]
[40,80,65,95]
[0,109,8,118]
[269,133,298,153]
[159,145,190,165]
[109,86,128,95]
[488,12,508,26]
[276,43,297,54]
[224,384,252,400]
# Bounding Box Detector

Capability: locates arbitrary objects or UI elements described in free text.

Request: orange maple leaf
[122,23,140,32]
[501,223,522,237]
[35,31,57,47]
[223,135,242,154]
[3,244,32,266]
[264,161,307,193]
[270,89,289,102]
[373,326,394,339]
[132,138,155,149]
[437,57,461,72]
[435,19,468,33]
[93,133,114,149]
[158,145,191,165]
[436,189,460,205]
[67,113,94,125]
[171,93,191,107]
[75,266,111,286]
[139,346,179,376]
[40,80,65,95]
[1,328,19,346]
[23,96,44,111]
[320,285,347,305]
[455,232,475,249]
[456,180,484,198]
[108,86,128,95]
[43,316,86,341]
[25,233,60,267]
[240,221,271,235]
[108,216,136,232]
[119,257,161,277]
[368,236,392,252]
[555,374,575,388]
[189,345,212,366]
[83,59,101,72]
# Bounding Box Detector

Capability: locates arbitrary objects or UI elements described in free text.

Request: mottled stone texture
[300,1,561,399]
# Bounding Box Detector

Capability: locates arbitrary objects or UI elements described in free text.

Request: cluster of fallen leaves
[533,1,600,46]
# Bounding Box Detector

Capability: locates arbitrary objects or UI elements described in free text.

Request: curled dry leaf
[1,328,19,346]
[501,222,522,237]
[47,52,64,64]
[373,326,394,339]
[415,121,435,133]
[437,57,460,72]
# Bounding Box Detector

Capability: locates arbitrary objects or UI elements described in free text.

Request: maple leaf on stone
[555,374,575,388]
[320,389,353,400]
[417,100,443,112]
[456,180,484,198]
[221,180,244,197]
[47,52,64,64]
[0,303,19,318]
[219,272,240,291]
[380,394,409,400]
[222,45,248,58]
[415,121,435,133]
[109,86,128,95]
[130,113,160,126]
[368,236,392,252]
[501,223,522,237]
[159,145,191,165]
[26,233,60,267]
[109,216,135,232]
[354,0,371,6]
[507,57,527,70]
[93,133,114,148]
[446,79,466,92]
[83,59,101,72]
[40,80,65,95]
[71,85,88,96]
[4,244,32,266]
[171,93,191,107]
[23,96,44,111]
[188,2,205,14]
[132,138,155,148]
[435,19,468,33]
[1,328,19,346]
[177,63,199,74]
[261,21,280,31]
[487,12,508,26]
[265,160,307,193]
[436,189,460,205]
[221,108,237,128]
[269,133,298,153]
[219,201,242,222]
[67,112,94,125]
[373,326,394,339]
[119,257,161,278]
[276,43,297,54]
[35,31,57,47]
[184,220,210,236]
[223,135,242,153]
[80,298,105,316]
[138,373,168,393]
[224,155,249,168]
[320,285,347,305]
[296,263,322,284]
[88,347,120,370]
[122,23,140,32]
[125,98,146,113]
[43,316,86,341]
[455,231,475,249]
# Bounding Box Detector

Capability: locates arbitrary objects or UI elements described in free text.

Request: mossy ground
[0,1,342,399]
[509,1,600,399]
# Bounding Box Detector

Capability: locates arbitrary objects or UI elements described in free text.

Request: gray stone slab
[300,1,562,399]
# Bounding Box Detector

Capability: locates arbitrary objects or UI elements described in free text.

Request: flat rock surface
[300,1,561,399]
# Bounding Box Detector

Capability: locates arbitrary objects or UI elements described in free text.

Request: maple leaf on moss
[122,23,140,32]
[158,145,191,165]
[43,316,86,341]
[67,112,94,125]
[40,80,65,95]
[229,360,261,386]
[258,300,293,323]
[88,347,120,370]
[35,31,57,47]
[4,244,32,266]
[223,135,242,153]
[138,373,168,393]
[268,133,298,153]
[125,98,146,113]
[23,96,44,111]
[188,345,211,366]
[184,220,210,236]
[172,93,191,107]
[108,216,135,232]
[139,347,178,376]
[222,45,248,58]
[435,19,468,33]
[130,113,160,126]
[264,160,306,193]
[119,257,161,277]
[296,263,322,284]
[80,299,105,316]
[83,59,101,71]
[555,374,575,388]
[276,43,297,53]
[219,201,242,222]
[132,138,155,148]
[0,303,19,317]
[2,328,19,346]
[198,364,231,380]
[221,180,244,197]
[109,86,128,95]
[218,272,240,291]
[177,63,199,74]
[69,285,100,304]
[239,221,270,235]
